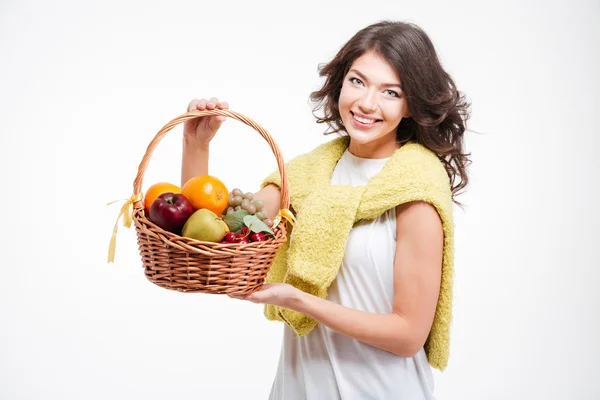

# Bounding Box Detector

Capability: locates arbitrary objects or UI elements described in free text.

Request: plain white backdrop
[1,0,598,399]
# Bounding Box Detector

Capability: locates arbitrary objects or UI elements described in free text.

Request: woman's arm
[179,98,282,220]
[180,98,225,186]
[246,200,443,357]
[181,138,209,186]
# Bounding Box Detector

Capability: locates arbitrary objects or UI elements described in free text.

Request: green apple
[182,208,229,242]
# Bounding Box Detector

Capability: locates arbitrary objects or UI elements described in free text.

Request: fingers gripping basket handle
[131,109,290,212]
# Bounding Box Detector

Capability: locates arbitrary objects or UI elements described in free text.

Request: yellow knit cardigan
[260,136,455,371]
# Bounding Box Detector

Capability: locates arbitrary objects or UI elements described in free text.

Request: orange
[144,182,181,213]
[182,175,229,215]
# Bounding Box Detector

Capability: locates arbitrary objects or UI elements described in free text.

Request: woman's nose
[358,90,377,113]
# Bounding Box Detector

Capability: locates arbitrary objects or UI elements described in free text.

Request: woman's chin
[347,131,376,145]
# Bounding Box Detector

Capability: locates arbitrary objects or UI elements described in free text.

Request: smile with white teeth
[352,113,378,124]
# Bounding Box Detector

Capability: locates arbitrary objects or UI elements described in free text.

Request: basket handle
[131,109,290,212]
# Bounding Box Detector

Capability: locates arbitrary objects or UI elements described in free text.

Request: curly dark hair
[310,20,472,204]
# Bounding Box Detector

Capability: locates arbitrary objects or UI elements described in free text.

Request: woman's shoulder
[396,142,449,187]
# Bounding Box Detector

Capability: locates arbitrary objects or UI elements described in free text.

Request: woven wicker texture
[132,109,289,295]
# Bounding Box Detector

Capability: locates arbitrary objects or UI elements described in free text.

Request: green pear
[182,208,229,242]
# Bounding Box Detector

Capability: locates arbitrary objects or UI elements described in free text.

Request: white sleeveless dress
[268,148,435,400]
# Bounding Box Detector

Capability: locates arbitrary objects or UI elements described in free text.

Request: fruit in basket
[144,182,181,214]
[237,237,251,245]
[227,189,263,211]
[149,192,194,234]
[182,175,229,215]
[223,208,250,233]
[223,187,274,227]
[219,227,267,245]
[223,232,238,243]
[182,208,229,242]
[222,232,246,244]
[249,232,267,242]
[244,215,274,237]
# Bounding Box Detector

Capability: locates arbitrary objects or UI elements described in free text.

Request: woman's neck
[347,136,401,159]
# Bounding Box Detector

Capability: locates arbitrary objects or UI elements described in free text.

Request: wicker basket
[116,109,291,295]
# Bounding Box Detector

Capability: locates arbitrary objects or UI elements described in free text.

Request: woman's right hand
[183,97,229,146]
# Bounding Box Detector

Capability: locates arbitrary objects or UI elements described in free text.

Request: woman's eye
[348,78,400,97]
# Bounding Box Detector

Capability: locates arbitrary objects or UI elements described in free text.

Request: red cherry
[238,237,250,244]
[224,232,238,243]
[249,232,267,242]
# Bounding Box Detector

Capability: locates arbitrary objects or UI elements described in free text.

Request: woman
[181,20,470,400]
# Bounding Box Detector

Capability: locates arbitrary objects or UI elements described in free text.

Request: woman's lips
[351,111,381,128]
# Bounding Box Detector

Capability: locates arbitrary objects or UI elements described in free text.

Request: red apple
[149,192,194,234]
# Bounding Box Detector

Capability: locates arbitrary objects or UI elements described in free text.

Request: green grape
[226,207,235,215]
[241,199,251,210]
[232,196,243,206]
[256,210,267,220]
[234,205,241,211]
[232,188,243,197]
[253,199,264,211]
[263,218,274,228]
[246,204,257,214]
[244,192,254,200]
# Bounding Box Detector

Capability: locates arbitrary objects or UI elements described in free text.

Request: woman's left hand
[229,283,301,308]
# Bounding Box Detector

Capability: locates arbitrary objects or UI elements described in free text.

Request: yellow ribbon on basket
[107,193,143,264]
[273,208,296,229]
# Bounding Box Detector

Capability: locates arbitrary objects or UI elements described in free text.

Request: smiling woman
[337,51,410,158]
[181,20,471,400]
[311,21,471,200]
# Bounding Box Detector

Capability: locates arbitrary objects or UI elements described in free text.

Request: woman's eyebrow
[348,69,402,89]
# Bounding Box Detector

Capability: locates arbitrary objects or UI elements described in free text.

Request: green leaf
[243,215,275,237]
[223,209,250,233]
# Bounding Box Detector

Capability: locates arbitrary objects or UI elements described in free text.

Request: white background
[1,0,599,399]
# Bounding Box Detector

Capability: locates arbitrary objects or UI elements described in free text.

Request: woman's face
[338,50,410,158]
